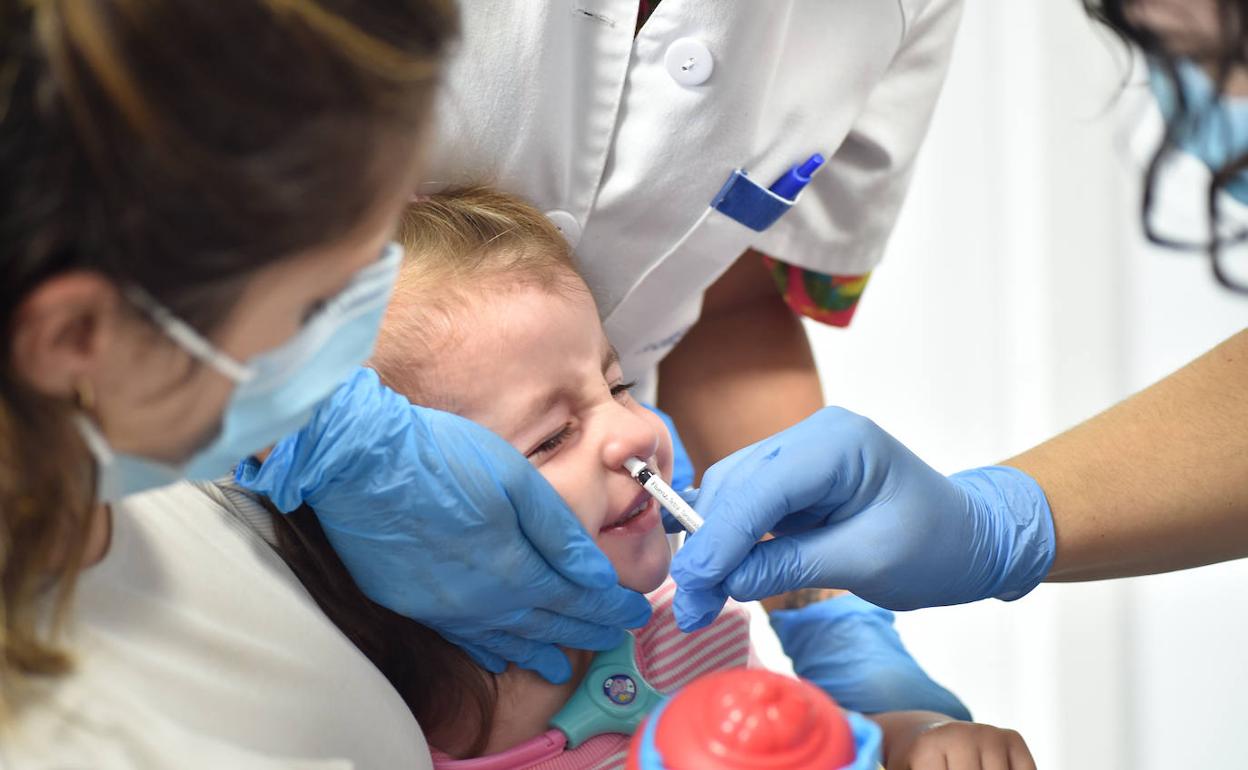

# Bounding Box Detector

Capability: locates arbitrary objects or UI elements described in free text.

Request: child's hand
[876,712,1036,770]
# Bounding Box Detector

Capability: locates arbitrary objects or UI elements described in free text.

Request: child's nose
[601,405,660,472]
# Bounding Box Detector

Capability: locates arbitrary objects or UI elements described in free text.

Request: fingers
[978,742,1011,770]
[537,578,653,630]
[671,435,842,591]
[903,724,1035,770]
[670,500,784,592]
[450,637,508,675]
[503,453,623,593]
[672,584,729,632]
[439,408,621,592]
[973,728,1032,770]
[449,615,641,685]
[501,642,575,684]
[1007,731,1036,770]
[446,628,575,684]
[501,607,629,652]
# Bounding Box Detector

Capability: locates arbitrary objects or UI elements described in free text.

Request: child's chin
[618,558,672,594]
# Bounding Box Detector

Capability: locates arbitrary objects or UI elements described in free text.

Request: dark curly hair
[1086,0,1248,291]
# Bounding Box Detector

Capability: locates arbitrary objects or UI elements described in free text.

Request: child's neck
[435,647,597,759]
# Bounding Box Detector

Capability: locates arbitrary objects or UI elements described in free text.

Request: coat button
[664,37,714,87]
[545,210,582,246]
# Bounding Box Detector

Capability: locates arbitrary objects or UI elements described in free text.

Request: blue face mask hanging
[1149,58,1248,203]
[76,242,403,503]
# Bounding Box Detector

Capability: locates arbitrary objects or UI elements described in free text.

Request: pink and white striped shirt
[430,578,754,770]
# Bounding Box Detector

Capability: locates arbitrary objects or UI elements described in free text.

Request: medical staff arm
[1010,329,1248,581]
[669,331,1248,622]
[236,366,652,684]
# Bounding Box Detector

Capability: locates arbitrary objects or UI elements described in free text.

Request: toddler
[270,189,1035,770]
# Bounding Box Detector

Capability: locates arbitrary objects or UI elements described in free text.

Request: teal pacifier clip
[548,633,665,749]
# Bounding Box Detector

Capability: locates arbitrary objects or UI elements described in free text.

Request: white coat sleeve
[753,0,965,278]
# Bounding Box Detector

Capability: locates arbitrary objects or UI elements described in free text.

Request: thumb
[660,509,684,535]
[672,584,729,632]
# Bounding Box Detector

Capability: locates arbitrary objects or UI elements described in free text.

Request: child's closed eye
[527,424,572,458]
[610,380,636,400]
[527,382,635,459]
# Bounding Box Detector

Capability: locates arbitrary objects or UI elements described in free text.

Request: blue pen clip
[711,152,826,232]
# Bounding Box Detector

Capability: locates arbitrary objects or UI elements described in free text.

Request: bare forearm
[657,249,824,476]
[1006,329,1248,581]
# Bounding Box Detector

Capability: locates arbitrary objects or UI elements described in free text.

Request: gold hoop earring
[74,379,96,413]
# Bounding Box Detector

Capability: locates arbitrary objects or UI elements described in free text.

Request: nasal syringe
[623,457,703,534]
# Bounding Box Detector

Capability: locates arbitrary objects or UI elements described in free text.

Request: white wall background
[805,1,1246,767]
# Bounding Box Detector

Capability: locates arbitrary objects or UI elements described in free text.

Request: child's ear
[10,271,123,398]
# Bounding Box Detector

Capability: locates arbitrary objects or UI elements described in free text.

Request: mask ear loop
[121,285,254,384]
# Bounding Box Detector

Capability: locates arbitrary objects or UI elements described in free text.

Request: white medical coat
[425,0,964,378]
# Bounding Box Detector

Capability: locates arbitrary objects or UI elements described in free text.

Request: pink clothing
[431,579,753,770]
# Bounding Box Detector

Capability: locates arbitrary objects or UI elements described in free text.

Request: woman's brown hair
[0,0,454,698]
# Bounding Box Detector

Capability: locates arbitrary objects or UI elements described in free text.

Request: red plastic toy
[626,669,857,770]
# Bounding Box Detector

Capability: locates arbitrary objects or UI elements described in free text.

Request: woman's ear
[10,272,122,399]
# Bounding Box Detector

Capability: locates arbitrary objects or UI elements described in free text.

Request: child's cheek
[534,461,598,535]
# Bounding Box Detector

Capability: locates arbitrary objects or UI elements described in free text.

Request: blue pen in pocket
[769,153,825,200]
[711,153,825,232]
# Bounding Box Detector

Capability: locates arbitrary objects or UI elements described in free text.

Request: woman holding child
[1,0,1241,768]
[0,0,993,768]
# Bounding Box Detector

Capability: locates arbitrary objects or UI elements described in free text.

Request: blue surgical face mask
[1149,58,1248,202]
[76,242,403,502]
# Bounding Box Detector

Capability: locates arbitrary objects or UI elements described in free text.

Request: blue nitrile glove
[669,407,1055,631]
[237,366,653,684]
[642,403,695,534]
[770,594,972,720]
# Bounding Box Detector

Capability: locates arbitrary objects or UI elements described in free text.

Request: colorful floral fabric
[763,255,869,327]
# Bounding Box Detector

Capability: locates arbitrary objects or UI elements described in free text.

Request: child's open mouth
[600,494,659,535]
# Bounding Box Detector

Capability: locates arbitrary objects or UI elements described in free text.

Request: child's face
[401,280,674,593]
